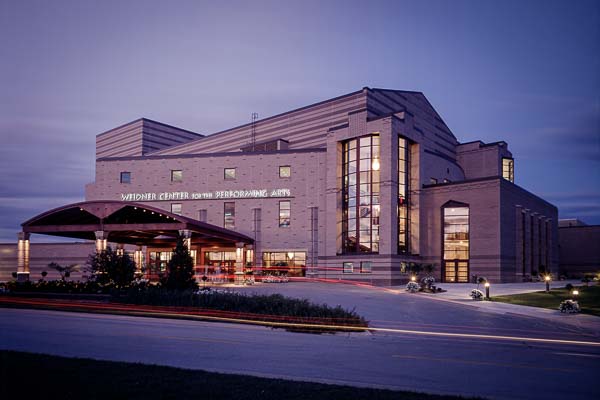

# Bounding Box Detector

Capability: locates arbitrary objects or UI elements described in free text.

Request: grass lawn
[493,285,600,317]
[0,351,476,400]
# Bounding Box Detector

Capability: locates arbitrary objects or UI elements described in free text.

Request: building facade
[558,219,600,278]
[78,88,558,285]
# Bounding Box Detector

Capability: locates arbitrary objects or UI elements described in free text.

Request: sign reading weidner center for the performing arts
[120,188,292,202]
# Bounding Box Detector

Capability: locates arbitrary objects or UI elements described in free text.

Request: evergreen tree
[162,236,198,290]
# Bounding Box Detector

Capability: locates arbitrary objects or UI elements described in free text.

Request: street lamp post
[545,275,551,293]
[484,282,490,300]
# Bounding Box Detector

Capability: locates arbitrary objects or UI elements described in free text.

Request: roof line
[97,117,203,139]
[22,200,253,242]
[147,88,367,155]
[97,147,326,162]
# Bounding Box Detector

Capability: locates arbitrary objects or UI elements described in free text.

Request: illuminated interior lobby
[12,87,559,285]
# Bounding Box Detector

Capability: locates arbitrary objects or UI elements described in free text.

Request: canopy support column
[17,232,30,282]
[134,245,144,274]
[95,231,108,253]
[235,242,245,284]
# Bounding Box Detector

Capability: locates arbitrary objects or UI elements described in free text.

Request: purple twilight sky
[1,0,599,242]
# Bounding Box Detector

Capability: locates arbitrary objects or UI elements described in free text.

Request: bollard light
[572,289,579,297]
[411,276,416,282]
[545,275,551,293]
[484,282,490,300]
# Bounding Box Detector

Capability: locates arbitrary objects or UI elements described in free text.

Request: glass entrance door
[443,260,469,283]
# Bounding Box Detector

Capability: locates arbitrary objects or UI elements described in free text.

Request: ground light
[572,289,579,302]
[410,276,416,282]
[484,282,490,300]
[545,275,551,293]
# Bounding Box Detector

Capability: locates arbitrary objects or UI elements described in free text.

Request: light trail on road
[2,297,600,348]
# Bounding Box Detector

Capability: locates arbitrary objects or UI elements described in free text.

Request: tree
[47,262,79,281]
[162,236,198,290]
[87,246,135,288]
[406,262,423,277]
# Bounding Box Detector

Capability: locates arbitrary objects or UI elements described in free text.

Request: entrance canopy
[21,201,253,247]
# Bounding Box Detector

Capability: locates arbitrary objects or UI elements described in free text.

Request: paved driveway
[226,281,600,340]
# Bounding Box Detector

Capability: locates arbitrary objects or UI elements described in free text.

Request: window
[224,168,236,180]
[171,203,182,215]
[224,202,235,229]
[262,251,306,277]
[343,262,354,273]
[120,172,131,184]
[443,205,470,283]
[430,178,438,185]
[342,134,380,253]
[171,170,183,182]
[398,137,410,253]
[148,251,172,274]
[279,201,291,227]
[279,166,291,178]
[204,251,236,278]
[360,261,372,273]
[502,158,514,182]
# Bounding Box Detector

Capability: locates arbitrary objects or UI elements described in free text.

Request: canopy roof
[22,201,253,247]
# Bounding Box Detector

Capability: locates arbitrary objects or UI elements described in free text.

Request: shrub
[115,287,368,329]
[406,281,419,293]
[559,299,580,314]
[470,289,484,300]
[421,276,435,288]
[3,279,113,294]
[565,283,574,291]
[87,247,135,288]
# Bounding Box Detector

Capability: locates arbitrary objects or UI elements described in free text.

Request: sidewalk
[396,280,600,334]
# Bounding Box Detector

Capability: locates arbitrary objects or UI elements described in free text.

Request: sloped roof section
[22,201,253,246]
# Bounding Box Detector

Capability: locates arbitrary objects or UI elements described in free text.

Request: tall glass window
[342,134,380,253]
[443,206,469,283]
[398,137,410,253]
[502,158,514,182]
[224,202,235,229]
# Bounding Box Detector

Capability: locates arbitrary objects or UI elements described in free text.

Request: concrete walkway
[400,280,600,333]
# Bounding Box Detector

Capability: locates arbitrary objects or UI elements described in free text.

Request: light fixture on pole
[545,275,551,293]
[484,282,490,300]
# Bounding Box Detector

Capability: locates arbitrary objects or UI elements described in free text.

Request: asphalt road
[1,306,599,400]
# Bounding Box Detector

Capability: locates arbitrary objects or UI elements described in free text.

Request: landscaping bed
[0,287,368,333]
[493,285,600,317]
[0,350,474,400]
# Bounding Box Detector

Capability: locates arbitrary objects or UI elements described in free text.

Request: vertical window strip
[398,137,410,254]
[224,202,235,229]
[279,200,291,227]
[341,135,380,253]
